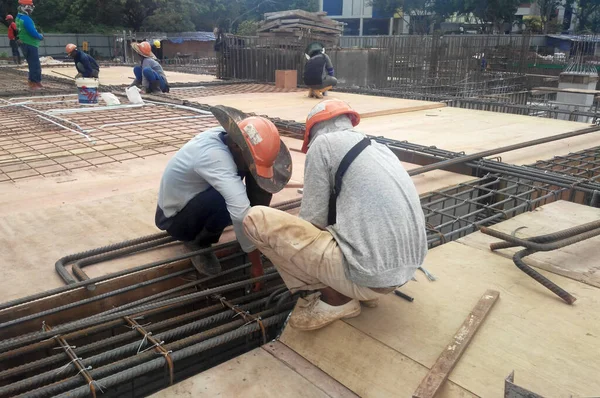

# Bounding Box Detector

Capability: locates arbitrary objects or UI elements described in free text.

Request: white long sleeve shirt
[156,127,255,252]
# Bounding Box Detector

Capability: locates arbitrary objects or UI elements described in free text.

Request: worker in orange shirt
[5,15,21,65]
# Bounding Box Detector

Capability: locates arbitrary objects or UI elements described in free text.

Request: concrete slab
[40,66,218,86]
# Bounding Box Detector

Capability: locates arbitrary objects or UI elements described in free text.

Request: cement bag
[100,93,121,106]
[126,86,144,104]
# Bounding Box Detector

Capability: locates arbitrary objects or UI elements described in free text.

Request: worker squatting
[156,99,427,331]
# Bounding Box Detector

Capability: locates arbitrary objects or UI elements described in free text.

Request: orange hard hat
[302,99,360,153]
[65,43,77,54]
[131,41,156,59]
[5,14,14,20]
[211,105,292,193]
[18,0,34,5]
[237,117,281,179]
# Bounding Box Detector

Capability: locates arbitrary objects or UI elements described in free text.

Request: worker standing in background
[16,0,43,90]
[303,42,337,99]
[130,41,169,93]
[243,99,427,331]
[151,40,163,61]
[155,105,292,279]
[65,44,99,78]
[5,15,21,65]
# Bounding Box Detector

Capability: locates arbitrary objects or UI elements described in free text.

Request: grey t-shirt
[299,129,427,288]
[141,57,168,88]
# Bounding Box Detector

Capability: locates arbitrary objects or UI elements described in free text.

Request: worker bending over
[303,42,337,99]
[130,41,169,94]
[243,99,427,331]
[65,44,99,78]
[155,105,292,278]
[16,0,43,90]
[5,15,20,65]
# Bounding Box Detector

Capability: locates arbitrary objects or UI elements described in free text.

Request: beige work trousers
[243,206,381,301]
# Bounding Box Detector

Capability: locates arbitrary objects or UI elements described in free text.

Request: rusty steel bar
[480,225,600,252]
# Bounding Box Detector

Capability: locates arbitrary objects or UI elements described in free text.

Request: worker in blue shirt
[65,43,99,78]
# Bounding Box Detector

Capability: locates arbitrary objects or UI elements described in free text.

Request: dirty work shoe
[314,90,324,99]
[184,241,222,276]
[289,292,361,331]
[308,88,315,98]
[360,298,379,308]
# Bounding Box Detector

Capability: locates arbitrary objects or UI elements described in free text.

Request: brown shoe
[360,298,379,308]
[308,88,315,98]
[289,293,361,331]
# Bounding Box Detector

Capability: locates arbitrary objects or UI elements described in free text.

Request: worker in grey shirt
[156,105,292,276]
[243,99,427,330]
[130,41,169,93]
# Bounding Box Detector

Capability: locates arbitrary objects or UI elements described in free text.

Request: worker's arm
[20,15,43,40]
[324,54,334,76]
[299,136,332,229]
[78,53,94,76]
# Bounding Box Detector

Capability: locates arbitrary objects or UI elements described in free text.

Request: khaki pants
[243,206,381,301]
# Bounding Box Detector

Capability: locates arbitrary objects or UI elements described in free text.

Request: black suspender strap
[327,137,371,226]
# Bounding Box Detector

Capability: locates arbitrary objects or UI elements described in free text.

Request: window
[323,0,343,16]
[337,19,360,36]
[363,18,389,35]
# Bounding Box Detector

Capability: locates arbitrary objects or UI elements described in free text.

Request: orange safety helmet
[18,0,34,5]
[302,99,360,153]
[211,105,292,193]
[131,41,156,59]
[65,43,77,54]
[5,14,14,21]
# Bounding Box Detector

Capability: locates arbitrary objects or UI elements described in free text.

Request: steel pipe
[480,225,600,252]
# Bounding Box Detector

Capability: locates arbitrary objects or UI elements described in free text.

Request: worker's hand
[248,250,264,291]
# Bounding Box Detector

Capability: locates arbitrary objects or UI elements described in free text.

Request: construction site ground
[1,75,600,397]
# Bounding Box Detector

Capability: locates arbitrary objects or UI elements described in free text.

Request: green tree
[537,0,561,33]
[574,0,600,33]
[463,0,520,32]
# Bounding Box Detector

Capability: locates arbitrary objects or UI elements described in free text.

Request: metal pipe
[140,100,213,115]
[52,312,289,398]
[36,115,94,142]
[46,103,146,115]
[409,125,600,176]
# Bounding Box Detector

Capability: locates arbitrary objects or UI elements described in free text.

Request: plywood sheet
[458,200,600,288]
[280,319,477,398]
[40,66,217,86]
[358,107,598,166]
[149,348,331,398]
[189,92,445,122]
[340,241,600,397]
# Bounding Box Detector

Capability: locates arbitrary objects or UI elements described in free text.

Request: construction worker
[151,40,162,61]
[303,42,337,99]
[5,15,21,65]
[242,99,427,331]
[130,41,169,94]
[155,105,292,278]
[65,44,99,78]
[16,0,43,90]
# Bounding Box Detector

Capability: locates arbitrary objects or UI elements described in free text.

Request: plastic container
[100,92,121,106]
[76,78,99,105]
[126,86,144,104]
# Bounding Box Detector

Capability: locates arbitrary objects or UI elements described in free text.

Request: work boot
[314,90,324,99]
[149,80,161,94]
[308,88,315,98]
[184,241,222,276]
[360,298,379,308]
[289,292,361,331]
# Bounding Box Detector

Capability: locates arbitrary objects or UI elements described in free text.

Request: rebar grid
[0,68,74,97]
[421,173,574,247]
[530,146,600,182]
[166,83,303,101]
[0,99,219,182]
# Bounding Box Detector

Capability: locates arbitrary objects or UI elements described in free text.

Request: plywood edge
[262,341,359,398]
[361,102,446,118]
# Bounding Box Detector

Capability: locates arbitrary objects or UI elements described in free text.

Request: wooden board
[149,348,332,398]
[280,319,477,398]
[40,66,217,86]
[336,241,600,397]
[358,107,598,166]
[413,290,499,398]
[458,200,600,288]
[187,92,445,122]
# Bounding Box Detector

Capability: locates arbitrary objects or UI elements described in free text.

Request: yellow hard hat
[153,40,161,49]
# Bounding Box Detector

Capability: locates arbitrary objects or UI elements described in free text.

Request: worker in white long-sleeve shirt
[155,105,292,278]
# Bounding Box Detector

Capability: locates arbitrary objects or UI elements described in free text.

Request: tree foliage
[0,0,317,33]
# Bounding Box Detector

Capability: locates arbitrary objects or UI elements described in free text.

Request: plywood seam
[340,320,482,397]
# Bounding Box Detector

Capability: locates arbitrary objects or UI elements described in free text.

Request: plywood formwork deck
[186,91,446,122]
[276,201,600,398]
[39,65,218,86]
[359,107,598,166]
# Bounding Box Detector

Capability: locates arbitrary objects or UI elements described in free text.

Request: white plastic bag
[100,93,121,106]
[126,86,144,104]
